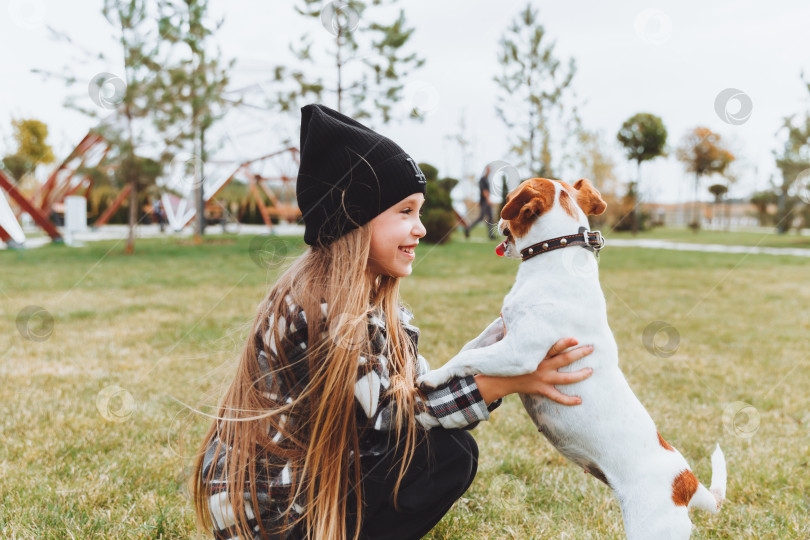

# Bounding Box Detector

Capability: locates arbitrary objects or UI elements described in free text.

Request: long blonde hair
[191,223,424,539]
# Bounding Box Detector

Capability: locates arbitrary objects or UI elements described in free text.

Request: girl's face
[366,193,426,280]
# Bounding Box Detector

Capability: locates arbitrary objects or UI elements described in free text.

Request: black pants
[466,203,495,239]
[346,428,479,540]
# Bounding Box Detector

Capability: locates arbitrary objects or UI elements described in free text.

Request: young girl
[191,104,594,540]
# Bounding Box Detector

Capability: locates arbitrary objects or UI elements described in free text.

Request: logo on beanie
[406,157,427,184]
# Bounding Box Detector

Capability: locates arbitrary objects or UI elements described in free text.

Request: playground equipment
[0,130,113,243]
[0,187,26,245]
[1,125,302,244]
[235,146,301,227]
[0,167,62,242]
[156,146,301,232]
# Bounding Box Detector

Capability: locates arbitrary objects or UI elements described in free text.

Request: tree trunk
[336,24,343,112]
[692,172,700,232]
[632,159,641,236]
[127,175,137,254]
[125,109,136,254]
[192,53,203,244]
[200,126,207,236]
[194,127,203,244]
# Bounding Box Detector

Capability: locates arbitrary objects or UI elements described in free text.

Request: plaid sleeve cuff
[416,374,500,430]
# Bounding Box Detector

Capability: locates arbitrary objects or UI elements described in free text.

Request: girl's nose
[414,219,426,238]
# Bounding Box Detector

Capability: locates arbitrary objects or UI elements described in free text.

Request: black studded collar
[520,226,606,262]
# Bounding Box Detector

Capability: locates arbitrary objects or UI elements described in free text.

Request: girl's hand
[474,338,594,406]
[511,337,594,405]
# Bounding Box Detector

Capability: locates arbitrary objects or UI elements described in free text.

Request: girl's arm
[411,353,502,431]
[474,337,594,406]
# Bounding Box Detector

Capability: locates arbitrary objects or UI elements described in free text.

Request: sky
[2,0,810,205]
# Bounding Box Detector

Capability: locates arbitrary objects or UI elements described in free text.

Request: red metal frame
[0,168,62,241]
[179,146,301,230]
[230,147,301,228]
[15,132,111,221]
[94,183,132,227]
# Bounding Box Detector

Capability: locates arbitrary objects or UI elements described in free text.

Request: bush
[421,208,457,244]
[418,162,459,244]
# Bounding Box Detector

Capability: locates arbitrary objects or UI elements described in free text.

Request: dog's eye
[503,227,511,237]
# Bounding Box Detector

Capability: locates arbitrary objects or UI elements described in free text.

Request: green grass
[2,229,809,539]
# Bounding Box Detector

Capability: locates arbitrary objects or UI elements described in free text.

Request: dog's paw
[416,369,451,391]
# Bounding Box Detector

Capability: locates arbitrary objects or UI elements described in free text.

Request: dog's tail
[688,444,727,513]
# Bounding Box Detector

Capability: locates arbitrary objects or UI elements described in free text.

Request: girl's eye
[403,208,425,216]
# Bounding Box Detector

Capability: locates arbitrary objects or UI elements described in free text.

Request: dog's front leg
[417,329,555,390]
[415,317,505,391]
[417,313,559,391]
[459,316,505,353]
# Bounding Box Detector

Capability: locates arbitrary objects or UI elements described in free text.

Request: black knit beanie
[296,103,427,246]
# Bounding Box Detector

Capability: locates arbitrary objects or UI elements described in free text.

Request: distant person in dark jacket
[464,165,496,240]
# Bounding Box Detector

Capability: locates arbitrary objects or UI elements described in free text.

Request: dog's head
[495,177,606,259]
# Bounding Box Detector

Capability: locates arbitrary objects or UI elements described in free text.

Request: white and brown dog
[417,178,727,539]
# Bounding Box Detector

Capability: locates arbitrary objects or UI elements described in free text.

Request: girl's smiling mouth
[399,244,417,258]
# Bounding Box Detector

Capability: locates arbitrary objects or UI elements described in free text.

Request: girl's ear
[500,178,555,221]
[573,178,607,216]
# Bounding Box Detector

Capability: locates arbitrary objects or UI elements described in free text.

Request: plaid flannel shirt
[202,294,502,539]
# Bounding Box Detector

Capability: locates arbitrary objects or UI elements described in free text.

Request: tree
[773,81,810,233]
[578,130,618,193]
[750,187,779,226]
[616,113,667,235]
[494,3,579,178]
[708,183,728,225]
[2,119,56,182]
[34,0,169,253]
[676,127,734,232]
[151,0,234,242]
[98,0,168,253]
[272,0,425,124]
[576,129,618,229]
[418,162,458,244]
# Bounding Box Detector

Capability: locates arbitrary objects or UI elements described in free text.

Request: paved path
[607,238,810,258]
[0,223,306,250]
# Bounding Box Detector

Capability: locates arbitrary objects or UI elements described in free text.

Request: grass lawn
[1,228,808,539]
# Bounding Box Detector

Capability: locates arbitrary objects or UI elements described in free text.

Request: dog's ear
[501,178,555,221]
[573,178,607,216]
